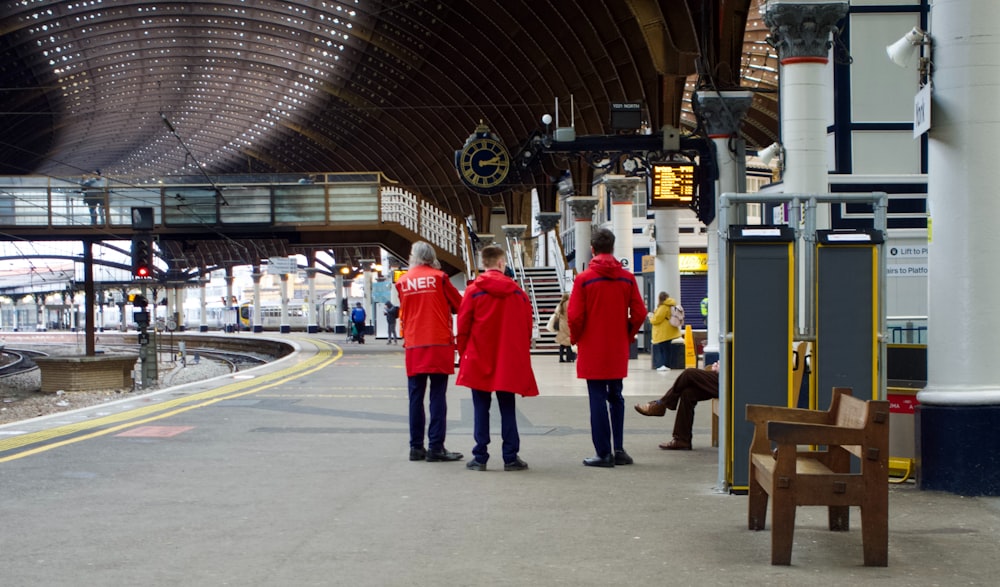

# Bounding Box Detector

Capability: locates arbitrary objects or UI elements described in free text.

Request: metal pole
[83,239,96,356]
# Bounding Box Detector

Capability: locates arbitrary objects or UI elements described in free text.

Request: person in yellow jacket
[648,291,681,371]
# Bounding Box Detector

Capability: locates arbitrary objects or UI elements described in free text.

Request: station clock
[455,122,511,195]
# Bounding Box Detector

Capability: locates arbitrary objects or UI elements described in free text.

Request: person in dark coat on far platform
[350,302,367,344]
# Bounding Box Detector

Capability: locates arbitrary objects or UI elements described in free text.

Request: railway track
[0,349,48,378]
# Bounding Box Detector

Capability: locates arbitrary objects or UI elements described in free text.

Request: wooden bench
[745,387,890,566]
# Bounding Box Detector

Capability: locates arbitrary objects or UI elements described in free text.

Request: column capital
[566,196,599,221]
[695,91,755,138]
[535,212,562,233]
[762,1,848,62]
[602,175,641,204]
[476,233,495,247]
[500,224,527,240]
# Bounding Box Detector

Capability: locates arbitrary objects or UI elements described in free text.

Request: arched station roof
[1,0,779,229]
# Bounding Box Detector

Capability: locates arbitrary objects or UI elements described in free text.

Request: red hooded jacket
[396,264,463,376]
[567,253,647,380]
[456,270,539,396]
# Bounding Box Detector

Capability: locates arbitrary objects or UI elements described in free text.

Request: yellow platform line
[0,338,342,462]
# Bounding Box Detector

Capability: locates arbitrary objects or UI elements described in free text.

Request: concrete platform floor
[1,334,998,586]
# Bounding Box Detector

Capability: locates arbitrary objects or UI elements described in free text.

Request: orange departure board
[648,162,696,207]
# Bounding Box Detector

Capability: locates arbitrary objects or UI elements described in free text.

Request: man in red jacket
[456,245,539,471]
[396,241,464,463]
[568,228,647,468]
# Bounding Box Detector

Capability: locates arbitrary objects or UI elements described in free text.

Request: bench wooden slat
[767,421,866,447]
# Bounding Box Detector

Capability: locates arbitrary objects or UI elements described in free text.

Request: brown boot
[634,400,667,417]
[658,438,692,450]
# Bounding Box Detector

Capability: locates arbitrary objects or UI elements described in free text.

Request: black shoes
[581,451,632,466]
[412,447,464,462]
[426,448,464,462]
[466,457,528,471]
[504,457,529,471]
[583,454,615,468]
[614,450,634,465]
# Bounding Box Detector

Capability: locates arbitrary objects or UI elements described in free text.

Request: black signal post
[130,207,157,387]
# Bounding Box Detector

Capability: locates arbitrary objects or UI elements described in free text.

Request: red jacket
[455,270,539,396]
[568,254,647,380]
[396,264,463,376]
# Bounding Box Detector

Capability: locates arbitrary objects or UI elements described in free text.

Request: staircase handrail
[550,230,571,293]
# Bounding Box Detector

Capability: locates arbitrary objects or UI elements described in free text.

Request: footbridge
[0,173,474,279]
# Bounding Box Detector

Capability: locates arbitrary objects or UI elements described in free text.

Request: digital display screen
[648,163,696,207]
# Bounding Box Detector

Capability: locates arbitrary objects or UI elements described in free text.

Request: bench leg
[828,505,850,531]
[770,498,796,565]
[748,470,768,531]
[861,506,889,566]
[710,399,719,448]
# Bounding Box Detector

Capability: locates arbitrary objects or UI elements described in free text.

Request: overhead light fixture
[886,26,929,68]
[758,142,782,166]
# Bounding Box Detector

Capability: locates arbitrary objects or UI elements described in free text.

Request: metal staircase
[520,265,564,355]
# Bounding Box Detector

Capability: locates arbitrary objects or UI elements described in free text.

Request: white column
[225,271,235,333]
[279,273,290,333]
[173,286,184,331]
[653,210,679,303]
[694,90,754,364]
[916,0,1000,494]
[604,177,640,272]
[334,274,345,329]
[199,272,208,332]
[567,197,598,271]
[764,1,846,338]
[252,267,263,333]
[781,62,831,204]
[306,267,318,333]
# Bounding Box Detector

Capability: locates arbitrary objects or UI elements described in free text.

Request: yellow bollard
[684,324,696,368]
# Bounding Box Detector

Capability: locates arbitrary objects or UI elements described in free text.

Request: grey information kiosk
[725,225,795,491]
[815,229,884,408]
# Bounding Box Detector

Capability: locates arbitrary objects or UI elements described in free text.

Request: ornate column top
[535,212,562,233]
[500,224,527,239]
[602,176,641,204]
[762,1,848,62]
[476,233,495,247]
[695,90,754,138]
[566,196,599,221]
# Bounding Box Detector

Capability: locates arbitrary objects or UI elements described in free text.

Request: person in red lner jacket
[456,245,539,472]
[568,228,647,468]
[396,241,464,463]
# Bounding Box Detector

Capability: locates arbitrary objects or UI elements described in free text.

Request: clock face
[458,138,510,191]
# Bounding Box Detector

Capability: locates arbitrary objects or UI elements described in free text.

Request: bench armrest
[746,404,831,426]
[767,421,864,447]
